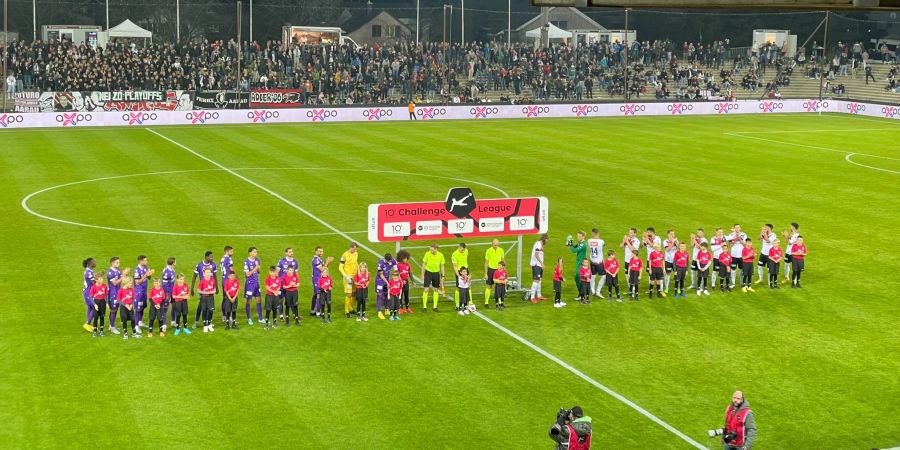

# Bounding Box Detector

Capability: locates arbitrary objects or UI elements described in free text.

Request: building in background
[512,7,605,43]
[344,10,412,46]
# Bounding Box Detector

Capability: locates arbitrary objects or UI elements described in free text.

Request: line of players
[79,240,518,339]
[556,223,808,304]
[79,223,808,337]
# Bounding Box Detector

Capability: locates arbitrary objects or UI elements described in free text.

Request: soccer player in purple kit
[278,247,299,323]
[190,251,218,329]
[309,246,333,317]
[375,253,397,320]
[82,257,97,333]
[106,257,129,335]
[219,246,234,324]
[161,257,176,332]
[132,255,155,333]
[243,247,262,325]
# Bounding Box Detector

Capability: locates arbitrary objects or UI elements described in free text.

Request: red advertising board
[368,188,549,243]
[249,89,303,108]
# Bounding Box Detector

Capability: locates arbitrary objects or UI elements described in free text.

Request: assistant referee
[484,239,505,306]
[421,243,445,312]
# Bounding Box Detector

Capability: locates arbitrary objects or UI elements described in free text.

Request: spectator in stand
[5,72,15,99]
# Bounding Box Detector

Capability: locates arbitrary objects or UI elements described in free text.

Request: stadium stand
[3,38,899,106]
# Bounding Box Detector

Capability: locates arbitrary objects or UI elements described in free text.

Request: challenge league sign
[368,188,549,242]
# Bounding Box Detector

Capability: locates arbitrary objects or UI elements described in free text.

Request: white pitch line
[728,128,896,134]
[845,153,900,175]
[146,128,386,258]
[147,127,708,449]
[474,312,709,450]
[19,168,369,237]
[723,133,900,162]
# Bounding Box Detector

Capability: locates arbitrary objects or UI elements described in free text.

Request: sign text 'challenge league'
[368,188,549,243]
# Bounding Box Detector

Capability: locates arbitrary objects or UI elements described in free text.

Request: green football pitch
[1,113,898,449]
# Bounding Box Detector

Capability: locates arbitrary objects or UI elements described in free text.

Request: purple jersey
[161,266,176,294]
[194,260,217,279]
[106,267,122,301]
[376,258,396,286]
[220,255,233,285]
[278,257,299,277]
[83,267,95,300]
[311,255,324,283]
[243,257,261,289]
[133,265,149,296]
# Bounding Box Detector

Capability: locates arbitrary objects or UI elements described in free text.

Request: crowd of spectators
[3,35,899,104]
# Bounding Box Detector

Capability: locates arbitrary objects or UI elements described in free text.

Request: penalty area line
[474,312,710,450]
[147,127,707,449]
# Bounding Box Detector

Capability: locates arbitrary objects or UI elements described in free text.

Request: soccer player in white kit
[642,228,662,270]
[689,228,708,289]
[621,227,641,266]
[756,224,776,284]
[709,227,726,286]
[726,224,748,289]
[530,234,548,301]
[587,228,606,297]
[662,230,679,293]
[782,222,801,282]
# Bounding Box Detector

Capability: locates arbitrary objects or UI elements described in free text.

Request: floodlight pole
[818,10,829,106]
[236,0,242,105]
[416,0,420,45]
[507,0,511,47]
[460,0,464,46]
[623,8,630,101]
[105,0,109,33]
[3,0,8,112]
[249,0,253,43]
[176,0,181,42]
[32,0,36,40]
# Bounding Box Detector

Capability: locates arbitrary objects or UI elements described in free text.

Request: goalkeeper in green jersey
[567,231,587,301]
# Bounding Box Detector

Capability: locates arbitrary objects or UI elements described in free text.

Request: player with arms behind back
[587,229,605,298]
[530,234,548,303]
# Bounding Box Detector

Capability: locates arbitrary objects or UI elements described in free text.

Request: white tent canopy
[107,19,152,39]
[525,23,570,40]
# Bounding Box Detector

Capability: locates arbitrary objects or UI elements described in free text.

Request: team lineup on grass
[81,222,808,339]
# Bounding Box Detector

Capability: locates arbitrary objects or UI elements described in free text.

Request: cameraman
[722,390,757,450]
[550,406,593,450]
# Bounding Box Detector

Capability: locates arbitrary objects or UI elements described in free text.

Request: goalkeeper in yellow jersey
[339,243,359,319]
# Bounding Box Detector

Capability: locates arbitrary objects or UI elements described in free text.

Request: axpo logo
[667,103,694,115]
[845,102,866,115]
[248,110,280,123]
[362,108,392,121]
[0,114,25,128]
[56,113,93,126]
[758,101,784,113]
[521,106,550,118]
[620,104,646,116]
[469,106,499,119]
[572,105,600,117]
[307,109,337,122]
[417,107,447,120]
[121,112,158,126]
[714,102,739,114]
[185,111,220,124]
[882,106,900,119]
[802,100,829,112]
